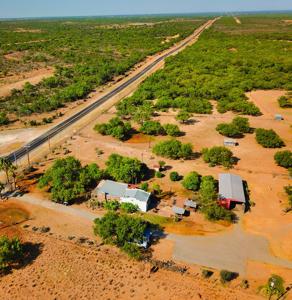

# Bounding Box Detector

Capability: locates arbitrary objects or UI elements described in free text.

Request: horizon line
[1,9,291,21]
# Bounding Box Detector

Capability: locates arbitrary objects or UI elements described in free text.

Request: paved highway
[4,19,216,163]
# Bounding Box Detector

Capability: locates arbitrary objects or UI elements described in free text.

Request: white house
[94,180,151,212]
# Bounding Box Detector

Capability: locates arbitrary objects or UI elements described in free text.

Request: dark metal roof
[219,173,246,203]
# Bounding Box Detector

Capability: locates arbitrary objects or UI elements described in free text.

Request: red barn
[218,173,246,210]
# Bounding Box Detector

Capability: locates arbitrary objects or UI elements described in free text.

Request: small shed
[275,114,284,121]
[218,173,246,210]
[224,138,237,147]
[172,206,186,216]
[184,199,197,210]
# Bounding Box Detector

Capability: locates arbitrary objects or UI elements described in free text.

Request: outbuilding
[184,199,197,210]
[224,138,237,147]
[218,173,246,210]
[94,180,151,212]
[172,206,186,216]
[275,114,284,121]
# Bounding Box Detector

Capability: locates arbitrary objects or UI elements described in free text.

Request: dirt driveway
[168,218,292,275]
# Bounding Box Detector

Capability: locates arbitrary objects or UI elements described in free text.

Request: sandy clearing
[0,127,46,156]
[0,67,54,98]
[14,28,43,33]
[0,226,262,300]
[4,51,26,61]
[234,16,241,24]
[0,199,263,300]
[169,219,292,275]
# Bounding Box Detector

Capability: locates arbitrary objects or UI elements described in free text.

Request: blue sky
[1,0,292,18]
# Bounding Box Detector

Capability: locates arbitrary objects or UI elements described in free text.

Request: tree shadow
[145,168,156,181]
[190,152,201,160]
[19,242,44,269]
[1,242,43,276]
[164,165,173,171]
[231,156,240,166]
[25,172,43,181]
[185,119,199,125]
[243,180,251,212]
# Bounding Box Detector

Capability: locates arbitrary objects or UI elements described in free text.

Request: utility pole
[48,136,51,152]
[24,145,31,167]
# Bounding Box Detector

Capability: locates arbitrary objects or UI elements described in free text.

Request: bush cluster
[93,212,149,259]
[274,151,292,169]
[152,139,193,160]
[1,19,200,120]
[169,171,181,181]
[255,128,285,148]
[0,112,9,126]
[94,117,132,141]
[182,172,201,191]
[106,153,148,183]
[216,116,251,138]
[38,156,103,204]
[0,236,23,271]
[278,95,292,108]
[202,146,235,168]
[220,270,238,283]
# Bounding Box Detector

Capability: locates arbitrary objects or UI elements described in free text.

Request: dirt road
[13,194,292,275]
[15,194,100,221]
[169,219,292,275]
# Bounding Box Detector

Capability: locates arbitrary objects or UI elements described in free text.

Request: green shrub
[284,185,292,207]
[182,172,201,191]
[140,121,165,136]
[152,184,162,195]
[106,154,148,183]
[170,171,181,181]
[255,128,285,148]
[202,203,235,222]
[38,157,103,204]
[202,146,234,168]
[199,176,217,202]
[274,151,292,168]
[0,236,23,271]
[103,200,120,211]
[202,269,214,279]
[216,123,241,138]
[0,112,9,126]
[232,116,251,133]
[175,110,192,123]
[153,139,193,160]
[140,182,149,191]
[216,116,251,137]
[120,203,139,213]
[93,212,148,259]
[94,117,132,141]
[163,124,181,137]
[259,274,285,298]
[220,270,238,283]
[278,95,292,108]
[155,171,164,178]
[122,243,142,260]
